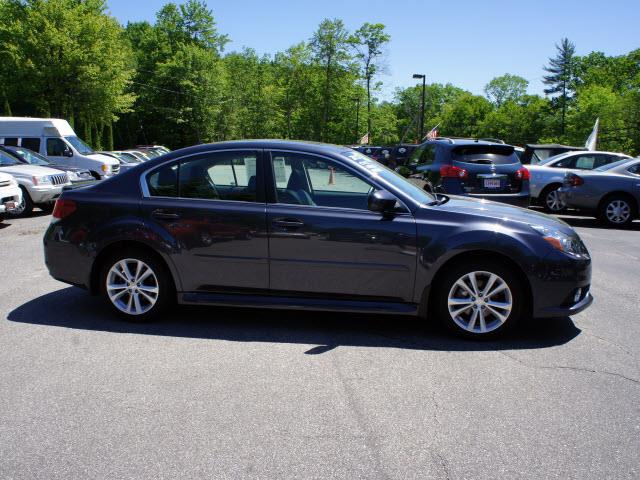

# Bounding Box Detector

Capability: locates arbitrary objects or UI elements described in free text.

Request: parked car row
[354,138,638,227]
[0,117,169,218]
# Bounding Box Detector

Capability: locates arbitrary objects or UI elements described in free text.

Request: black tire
[540,184,566,213]
[7,186,33,217]
[433,259,524,339]
[597,195,636,227]
[38,203,55,213]
[99,248,174,322]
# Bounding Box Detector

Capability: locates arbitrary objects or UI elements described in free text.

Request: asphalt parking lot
[0,212,638,480]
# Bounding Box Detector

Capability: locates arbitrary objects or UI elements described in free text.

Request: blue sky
[105,0,640,100]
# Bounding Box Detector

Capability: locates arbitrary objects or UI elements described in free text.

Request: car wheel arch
[419,250,533,320]
[597,191,638,216]
[90,240,179,295]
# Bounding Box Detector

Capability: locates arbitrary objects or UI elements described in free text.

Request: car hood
[420,195,574,234]
[0,164,66,178]
[87,153,119,166]
[0,171,15,182]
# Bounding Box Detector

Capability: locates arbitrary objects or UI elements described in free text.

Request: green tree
[0,0,135,146]
[350,23,390,143]
[440,93,493,138]
[484,74,529,107]
[310,19,352,142]
[543,38,576,135]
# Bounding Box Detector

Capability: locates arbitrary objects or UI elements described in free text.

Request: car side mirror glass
[63,147,73,157]
[368,189,398,215]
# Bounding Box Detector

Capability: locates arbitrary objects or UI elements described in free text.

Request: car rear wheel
[541,185,566,213]
[598,196,636,227]
[435,260,523,338]
[100,250,173,321]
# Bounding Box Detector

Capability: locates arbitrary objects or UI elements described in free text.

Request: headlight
[530,225,589,257]
[67,171,80,181]
[32,175,52,186]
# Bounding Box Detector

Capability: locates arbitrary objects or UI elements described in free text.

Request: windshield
[0,150,20,166]
[595,158,634,172]
[342,150,436,204]
[64,136,94,155]
[7,147,50,166]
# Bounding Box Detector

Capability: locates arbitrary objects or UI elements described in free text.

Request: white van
[0,117,119,179]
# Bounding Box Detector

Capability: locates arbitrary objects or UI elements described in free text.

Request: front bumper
[29,185,66,204]
[530,248,593,318]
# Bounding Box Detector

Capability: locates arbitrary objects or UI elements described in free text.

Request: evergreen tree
[543,38,576,135]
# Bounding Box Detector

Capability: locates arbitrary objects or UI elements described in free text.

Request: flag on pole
[585,118,599,151]
[359,132,369,145]
[423,123,440,141]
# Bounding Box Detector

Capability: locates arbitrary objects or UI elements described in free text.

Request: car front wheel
[100,249,173,321]
[435,260,523,338]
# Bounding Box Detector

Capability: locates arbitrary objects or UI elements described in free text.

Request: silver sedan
[528,151,630,212]
[559,157,640,226]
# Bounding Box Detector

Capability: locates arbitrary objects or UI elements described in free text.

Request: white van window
[65,136,94,155]
[47,138,67,156]
[21,138,41,152]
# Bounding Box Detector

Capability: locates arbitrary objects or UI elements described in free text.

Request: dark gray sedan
[559,157,640,226]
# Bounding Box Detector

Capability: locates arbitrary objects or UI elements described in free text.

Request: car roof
[425,138,509,148]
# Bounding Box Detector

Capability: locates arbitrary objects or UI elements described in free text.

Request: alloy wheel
[545,188,565,212]
[605,200,631,224]
[106,259,159,315]
[447,271,513,334]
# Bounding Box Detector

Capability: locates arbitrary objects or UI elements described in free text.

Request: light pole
[412,74,426,142]
[352,97,360,144]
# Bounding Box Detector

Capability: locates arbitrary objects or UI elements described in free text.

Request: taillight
[52,199,77,219]
[567,174,584,187]
[515,167,530,181]
[440,165,468,179]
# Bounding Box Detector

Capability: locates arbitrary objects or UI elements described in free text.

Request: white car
[0,172,22,221]
[0,148,71,216]
[529,150,631,212]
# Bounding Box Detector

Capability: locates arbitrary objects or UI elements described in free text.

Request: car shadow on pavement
[7,287,582,353]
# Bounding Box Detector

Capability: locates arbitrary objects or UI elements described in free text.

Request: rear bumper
[465,191,530,208]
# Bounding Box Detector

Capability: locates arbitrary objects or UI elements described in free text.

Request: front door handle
[273,218,304,228]
[151,209,180,220]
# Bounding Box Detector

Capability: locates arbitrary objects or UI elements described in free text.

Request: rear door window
[410,144,436,166]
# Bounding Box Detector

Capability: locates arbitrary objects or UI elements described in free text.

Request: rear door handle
[273,218,304,228]
[151,209,180,220]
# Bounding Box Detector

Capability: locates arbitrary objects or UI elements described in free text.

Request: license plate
[4,201,16,210]
[484,179,501,189]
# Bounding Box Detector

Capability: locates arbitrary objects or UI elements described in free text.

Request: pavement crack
[499,351,640,386]
[581,328,638,360]
[430,390,452,480]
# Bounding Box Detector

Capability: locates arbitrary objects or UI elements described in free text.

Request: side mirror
[368,189,398,215]
[63,147,73,157]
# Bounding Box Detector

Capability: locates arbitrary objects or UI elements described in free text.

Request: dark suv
[405,139,530,207]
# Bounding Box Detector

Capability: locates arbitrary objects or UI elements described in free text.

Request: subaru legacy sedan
[44,140,592,338]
